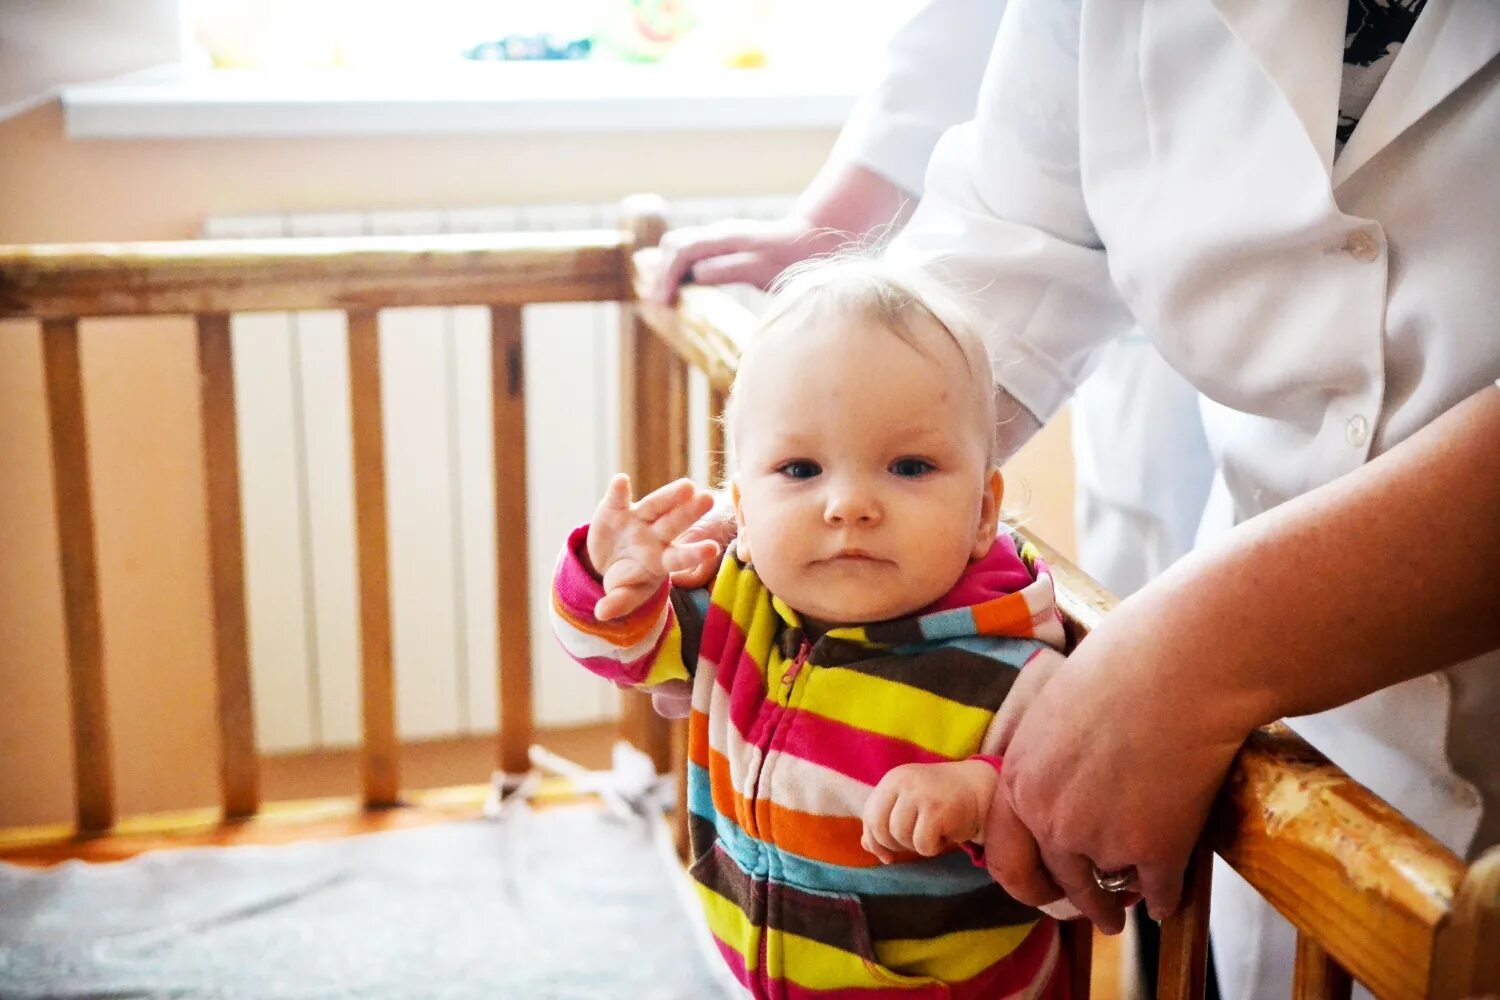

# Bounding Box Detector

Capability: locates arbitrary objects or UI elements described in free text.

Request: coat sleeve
[885,0,1135,427]
[548,524,706,690]
[827,0,1009,197]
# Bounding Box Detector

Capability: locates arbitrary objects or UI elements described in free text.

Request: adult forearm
[793,162,917,242]
[1119,385,1500,730]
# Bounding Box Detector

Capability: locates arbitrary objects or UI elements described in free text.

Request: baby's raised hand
[861,760,999,863]
[587,474,720,621]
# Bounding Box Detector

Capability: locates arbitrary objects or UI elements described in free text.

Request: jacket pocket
[763,881,950,997]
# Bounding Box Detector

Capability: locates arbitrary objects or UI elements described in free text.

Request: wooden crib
[0,194,1495,1000]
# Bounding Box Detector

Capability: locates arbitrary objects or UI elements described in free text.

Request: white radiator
[206,196,792,753]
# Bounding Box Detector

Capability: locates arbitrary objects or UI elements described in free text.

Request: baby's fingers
[633,478,699,524]
[600,473,633,511]
[861,787,901,864]
[663,538,721,577]
[594,582,658,622]
[650,488,716,544]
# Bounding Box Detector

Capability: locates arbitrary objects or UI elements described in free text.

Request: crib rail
[0,196,1495,1000]
[0,231,628,317]
[0,229,637,835]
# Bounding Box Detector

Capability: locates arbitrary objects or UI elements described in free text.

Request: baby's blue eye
[778,460,822,480]
[890,458,935,478]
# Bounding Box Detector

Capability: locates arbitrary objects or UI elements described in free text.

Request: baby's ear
[971,468,1004,561]
[731,480,751,563]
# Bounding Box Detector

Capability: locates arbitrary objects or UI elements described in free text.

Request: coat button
[1343,229,1382,263]
[1451,780,1482,811]
[1345,414,1370,447]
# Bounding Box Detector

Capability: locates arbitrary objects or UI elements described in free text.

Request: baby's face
[731,312,1000,626]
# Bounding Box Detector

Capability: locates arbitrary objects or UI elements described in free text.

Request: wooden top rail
[626,250,1496,1000]
[0,231,630,318]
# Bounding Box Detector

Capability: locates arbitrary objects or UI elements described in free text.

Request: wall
[0,0,179,117]
[0,98,1075,828]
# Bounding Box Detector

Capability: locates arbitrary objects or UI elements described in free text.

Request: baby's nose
[824,490,881,525]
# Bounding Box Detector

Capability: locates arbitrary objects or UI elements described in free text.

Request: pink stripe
[700,599,731,661]
[774,711,947,787]
[553,525,669,639]
[781,981,946,1000]
[712,936,755,991]
[568,635,665,686]
[948,919,1059,1000]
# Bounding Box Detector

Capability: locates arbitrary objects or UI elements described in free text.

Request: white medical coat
[889,0,1500,996]
[834,0,1214,598]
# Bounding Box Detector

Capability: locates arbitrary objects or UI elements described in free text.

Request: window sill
[61,63,868,139]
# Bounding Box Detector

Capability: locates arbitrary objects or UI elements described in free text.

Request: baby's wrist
[961,756,1002,843]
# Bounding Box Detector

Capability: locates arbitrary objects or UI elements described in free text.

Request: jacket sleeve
[885,0,1135,427]
[548,524,706,690]
[827,0,1008,197]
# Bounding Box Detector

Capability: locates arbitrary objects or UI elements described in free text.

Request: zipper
[780,638,811,689]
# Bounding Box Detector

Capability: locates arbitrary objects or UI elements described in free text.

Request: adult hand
[646,216,849,304]
[981,603,1250,931]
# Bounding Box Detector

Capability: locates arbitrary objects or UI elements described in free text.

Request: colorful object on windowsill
[598,0,696,63]
[463,34,594,62]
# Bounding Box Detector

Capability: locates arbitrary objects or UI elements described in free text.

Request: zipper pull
[781,639,811,687]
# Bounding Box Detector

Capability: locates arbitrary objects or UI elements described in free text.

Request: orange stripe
[689,710,710,769]
[761,800,878,868]
[971,592,1041,637]
[550,589,666,647]
[706,747,911,869]
[709,744,757,838]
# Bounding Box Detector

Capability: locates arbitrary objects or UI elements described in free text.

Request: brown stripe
[822,647,1025,712]
[692,846,872,956]
[862,882,1041,940]
[689,812,719,863]
[670,588,706,672]
[690,844,1040,959]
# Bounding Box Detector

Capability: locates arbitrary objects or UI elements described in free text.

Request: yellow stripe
[694,880,760,972]
[639,619,689,686]
[806,667,993,757]
[874,922,1038,982]
[774,928,941,991]
[709,560,777,676]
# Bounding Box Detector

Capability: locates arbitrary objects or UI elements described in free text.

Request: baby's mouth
[821,549,889,564]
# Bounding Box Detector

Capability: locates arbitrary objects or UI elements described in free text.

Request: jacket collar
[1333,0,1500,185]
[1209,0,1500,186]
[768,529,1064,662]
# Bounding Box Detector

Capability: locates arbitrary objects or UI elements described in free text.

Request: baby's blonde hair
[723,253,1001,472]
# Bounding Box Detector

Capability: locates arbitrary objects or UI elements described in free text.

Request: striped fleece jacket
[550,523,1071,999]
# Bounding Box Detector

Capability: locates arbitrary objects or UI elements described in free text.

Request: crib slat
[1063,920,1093,1000]
[195,313,260,818]
[1430,847,1500,999]
[1157,842,1214,1000]
[41,317,116,833]
[706,384,728,487]
[1294,933,1353,1000]
[347,308,399,808]
[491,304,534,776]
[617,197,680,775]
[665,383,730,859]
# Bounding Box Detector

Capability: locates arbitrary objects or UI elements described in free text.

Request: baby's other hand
[666,488,737,589]
[587,474,719,621]
[861,760,999,863]
[649,679,693,719]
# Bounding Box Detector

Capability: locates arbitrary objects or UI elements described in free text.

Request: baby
[550,257,1071,999]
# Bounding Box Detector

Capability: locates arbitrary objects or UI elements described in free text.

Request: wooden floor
[260,722,617,801]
